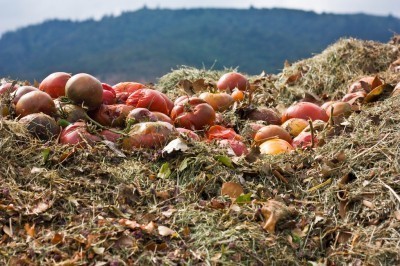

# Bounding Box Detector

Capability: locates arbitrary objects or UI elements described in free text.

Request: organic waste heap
[0,37,400,265]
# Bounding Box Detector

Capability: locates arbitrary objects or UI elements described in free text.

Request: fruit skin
[12,86,39,105]
[246,107,281,125]
[292,131,318,149]
[113,82,146,103]
[254,125,292,144]
[126,108,158,125]
[126,89,173,115]
[39,72,71,98]
[152,111,173,124]
[217,72,249,92]
[0,82,19,95]
[170,97,216,130]
[176,128,200,141]
[101,83,117,105]
[60,121,101,146]
[282,102,329,123]
[65,73,103,110]
[207,125,242,141]
[231,89,245,102]
[54,101,87,123]
[90,104,134,128]
[199,92,234,112]
[259,139,294,155]
[19,113,60,141]
[16,91,56,118]
[281,118,308,137]
[122,121,177,149]
[218,139,248,156]
[325,102,352,118]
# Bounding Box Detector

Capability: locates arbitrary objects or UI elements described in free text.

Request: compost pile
[1,37,400,265]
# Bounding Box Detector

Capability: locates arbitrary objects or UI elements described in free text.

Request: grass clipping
[1,37,400,265]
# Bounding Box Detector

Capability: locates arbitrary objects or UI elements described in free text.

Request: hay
[1,37,400,265]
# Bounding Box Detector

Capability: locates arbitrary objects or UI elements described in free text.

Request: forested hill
[1,7,399,83]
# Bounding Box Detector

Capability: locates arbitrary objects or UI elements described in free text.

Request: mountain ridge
[1,7,399,83]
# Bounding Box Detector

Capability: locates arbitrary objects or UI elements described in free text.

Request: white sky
[0,0,399,35]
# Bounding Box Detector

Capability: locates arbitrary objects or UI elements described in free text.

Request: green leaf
[235,193,252,204]
[158,162,171,179]
[41,148,50,163]
[178,157,192,172]
[215,155,233,168]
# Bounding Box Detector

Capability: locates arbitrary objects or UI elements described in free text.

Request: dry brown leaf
[221,182,244,199]
[260,200,297,233]
[145,242,168,252]
[161,208,176,218]
[158,225,177,237]
[192,78,208,93]
[24,223,35,237]
[209,198,226,209]
[286,71,302,84]
[156,190,171,200]
[142,221,156,234]
[30,201,52,214]
[119,219,141,230]
[364,84,393,103]
[3,225,12,237]
[51,233,64,244]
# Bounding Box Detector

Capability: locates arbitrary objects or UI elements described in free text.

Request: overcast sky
[1,0,399,35]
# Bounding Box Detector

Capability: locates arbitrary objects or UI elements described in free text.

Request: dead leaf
[260,200,297,233]
[158,225,177,237]
[364,84,393,103]
[3,225,13,237]
[156,190,171,200]
[92,246,105,255]
[145,242,168,252]
[211,253,222,262]
[119,219,141,230]
[221,182,244,199]
[394,210,400,220]
[24,223,35,237]
[192,78,208,93]
[51,233,64,244]
[30,201,52,215]
[142,221,156,234]
[161,208,176,218]
[286,71,302,84]
[209,198,226,209]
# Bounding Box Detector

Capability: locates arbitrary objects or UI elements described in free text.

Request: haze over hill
[0,7,399,83]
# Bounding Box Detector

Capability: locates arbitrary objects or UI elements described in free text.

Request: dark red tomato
[65,73,103,110]
[39,72,71,98]
[60,121,101,146]
[0,82,19,95]
[12,86,39,105]
[282,102,329,123]
[218,139,248,156]
[217,72,249,92]
[89,104,134,127]
[102,83,116,105]
[176,128,201,141]
[207,125,242,141]
[19,113,60,141]
[113,82,146,103]
[170,97,216,130]
[126,88,173,115]
[15,91,56,117]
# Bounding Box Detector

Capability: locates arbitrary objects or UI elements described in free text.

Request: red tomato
[15,91,56,118]
[282,102,329,123]
[126,89,173,115]
[207,125,242,141]
[0,82,19,95]
[89,104,134,127]
[102,83,116,105]
[254,125,292,144]
[39,72,71,98]
[170,97,216,130]
[113,82,146,103]
[152,111,173,124]
[218,139,248,156]
[60,122,101,146]
[217,72,249,92]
